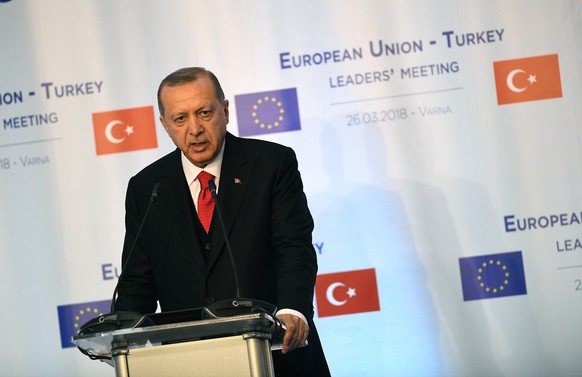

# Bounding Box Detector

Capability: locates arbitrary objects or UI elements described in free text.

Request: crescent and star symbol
[105,120,134,144]
[506,69,537,93]
[326,282,357,306]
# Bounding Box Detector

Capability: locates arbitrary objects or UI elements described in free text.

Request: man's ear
[223,99,230,125]
[160,116,169,132]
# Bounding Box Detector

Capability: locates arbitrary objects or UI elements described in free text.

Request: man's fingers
[277,314,309,354]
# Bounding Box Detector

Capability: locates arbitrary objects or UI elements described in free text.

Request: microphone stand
[204,179,277,318]
[77,183,161,338]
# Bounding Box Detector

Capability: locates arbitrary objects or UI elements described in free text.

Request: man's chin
[185,152,212,168]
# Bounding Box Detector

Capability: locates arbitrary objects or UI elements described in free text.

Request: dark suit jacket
[116,132,330,376]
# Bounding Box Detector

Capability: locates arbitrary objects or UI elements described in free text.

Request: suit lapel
[206,133,255,270]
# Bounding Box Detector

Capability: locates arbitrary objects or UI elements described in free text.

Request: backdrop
[1,1,581,376]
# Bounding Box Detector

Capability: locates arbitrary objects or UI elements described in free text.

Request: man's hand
[276,313,309,354]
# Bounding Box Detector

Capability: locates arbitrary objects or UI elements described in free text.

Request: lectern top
[73,312,282,360]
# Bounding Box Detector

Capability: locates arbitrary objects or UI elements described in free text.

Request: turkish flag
[315,268,380,318]
[93,106,158,156]
[493,54,562,105]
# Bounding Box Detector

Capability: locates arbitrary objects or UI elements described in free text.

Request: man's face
[159,76,229,168]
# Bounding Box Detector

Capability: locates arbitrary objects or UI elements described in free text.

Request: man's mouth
[190,140,207,148]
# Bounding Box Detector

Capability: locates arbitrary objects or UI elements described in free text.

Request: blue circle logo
[0,0,13,3]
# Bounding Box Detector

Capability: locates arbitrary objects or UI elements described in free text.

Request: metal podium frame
[73,312,281,377]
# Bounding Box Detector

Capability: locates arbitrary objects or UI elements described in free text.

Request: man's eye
[174,116,186,123]
[199,110,212,119]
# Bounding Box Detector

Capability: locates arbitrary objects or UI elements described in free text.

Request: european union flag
[57,299,111,348]
[235,88,301,137]
[459,251,527,301]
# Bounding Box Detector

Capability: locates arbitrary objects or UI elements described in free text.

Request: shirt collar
[181,139,225,186]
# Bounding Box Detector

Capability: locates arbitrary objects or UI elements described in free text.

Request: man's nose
[187,118,203,135]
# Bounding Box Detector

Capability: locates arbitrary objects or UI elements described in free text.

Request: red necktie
[197,171,215,233]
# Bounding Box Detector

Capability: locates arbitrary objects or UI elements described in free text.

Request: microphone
[204,179,276,318]
[77,182,161,337]
[110,181,161,312]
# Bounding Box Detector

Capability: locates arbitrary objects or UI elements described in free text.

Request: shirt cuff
[276,308,309,327]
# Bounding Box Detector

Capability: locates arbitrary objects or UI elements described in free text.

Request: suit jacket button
[205,243,211,251]
[207,297,215,304]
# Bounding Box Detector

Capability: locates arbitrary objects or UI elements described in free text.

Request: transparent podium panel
[73,311,281,377]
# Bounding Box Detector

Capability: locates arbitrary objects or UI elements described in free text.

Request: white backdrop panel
[0,1,580,376]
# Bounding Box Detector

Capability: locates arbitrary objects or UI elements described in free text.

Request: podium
[73,308,284,377]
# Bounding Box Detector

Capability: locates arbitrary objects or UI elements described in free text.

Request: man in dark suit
[115,67,330,376]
